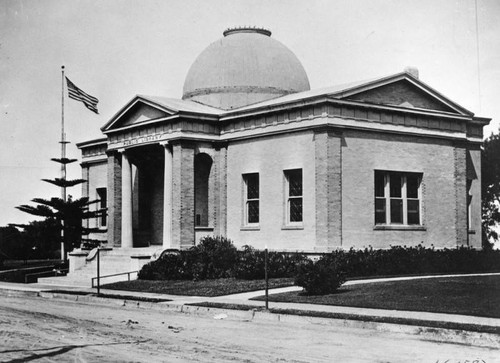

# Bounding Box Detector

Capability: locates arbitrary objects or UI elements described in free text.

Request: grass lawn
[102,277,294,297]
[253,275,500,318]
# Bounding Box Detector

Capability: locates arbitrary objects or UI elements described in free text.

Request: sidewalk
[1,277,499,333]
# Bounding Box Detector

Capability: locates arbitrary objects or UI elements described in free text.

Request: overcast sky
[1,0,499,226]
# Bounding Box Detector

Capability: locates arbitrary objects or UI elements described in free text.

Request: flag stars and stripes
[65,77,99,114]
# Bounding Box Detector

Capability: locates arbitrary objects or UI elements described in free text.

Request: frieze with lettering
[123,134,163,146]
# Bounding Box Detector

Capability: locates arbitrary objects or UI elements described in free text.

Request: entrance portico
[98,95,223,250]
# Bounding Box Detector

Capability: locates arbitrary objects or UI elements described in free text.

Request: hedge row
[332,245,500,278]
[138,236,309,281]
[138,237,500,295]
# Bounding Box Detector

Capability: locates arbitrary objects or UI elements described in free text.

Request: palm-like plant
[16,156,106,260]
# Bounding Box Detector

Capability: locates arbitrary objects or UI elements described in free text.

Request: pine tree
[16,156,106,260]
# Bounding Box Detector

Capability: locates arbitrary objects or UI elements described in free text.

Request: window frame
[374,170,422,226]
[96,187,107,228]
[242,173,260,227]
[467,179,473,231]
[284,168,303,227]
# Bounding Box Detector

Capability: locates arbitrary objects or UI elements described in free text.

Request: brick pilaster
[172,142,195,249]
[107,152,122,247]
[213,144,228,237]
[315,128,342,250]
[454,144,468,246]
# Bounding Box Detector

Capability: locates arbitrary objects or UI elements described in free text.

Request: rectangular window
[374,171,422,225]
[243,173,259,225]
[285,169,303,224]
[96,187,107,227]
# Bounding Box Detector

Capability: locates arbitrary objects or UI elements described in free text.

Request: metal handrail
[91,270,138,288]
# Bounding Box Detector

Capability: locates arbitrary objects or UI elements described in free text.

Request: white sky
[1,0,499,226]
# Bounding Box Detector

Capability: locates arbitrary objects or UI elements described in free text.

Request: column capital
[159,141,170,147]
[117,148,127,154]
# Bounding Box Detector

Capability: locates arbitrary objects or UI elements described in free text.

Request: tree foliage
[482,131,500,246]
[16,195,105,255]
[1,220,61,261]
[16,155,106,259]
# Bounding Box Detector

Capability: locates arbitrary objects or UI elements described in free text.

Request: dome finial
[223,26,272,37]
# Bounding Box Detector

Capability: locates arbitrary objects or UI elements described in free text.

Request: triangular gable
[331,73,473,116]
[102,96,176,132]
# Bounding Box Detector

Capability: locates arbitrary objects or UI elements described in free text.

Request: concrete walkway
[1,273,499,336]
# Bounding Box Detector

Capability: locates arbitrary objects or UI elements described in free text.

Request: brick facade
[454,143,468,246]
[78,75,488,252]
[172,142,195,248]
[212,144,228,237]
[314,129,342,250]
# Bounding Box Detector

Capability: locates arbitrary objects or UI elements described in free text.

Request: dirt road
[0,295,497,362]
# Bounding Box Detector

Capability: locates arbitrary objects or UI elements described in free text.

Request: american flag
[65,77,99,114]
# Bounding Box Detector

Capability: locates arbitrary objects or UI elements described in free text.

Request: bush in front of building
[335,245,500,278]
[138,237,309,281]
[139,236,238,280]
[233,245,309,280]
[138,241,500,285]
[294,254,347,295]
[138,251,194,280]
[190,236,239,280]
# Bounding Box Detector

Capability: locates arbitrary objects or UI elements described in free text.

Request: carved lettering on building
[123,134,162,146]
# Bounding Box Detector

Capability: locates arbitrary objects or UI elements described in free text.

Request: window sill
[195,226,214,232]
[374,225,426,231]
[282,225,304,230]
[241,226,260,231]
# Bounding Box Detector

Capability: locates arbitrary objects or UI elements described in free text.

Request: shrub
[190,236,239,280]
[138,236,238,281]
[294,255,346,295]
[333,245,500,278]
[138,240,500,283]
[233,245,309,280]
[138,251,194,280]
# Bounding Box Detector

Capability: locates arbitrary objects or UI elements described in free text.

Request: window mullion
[385,174,390,224]
[402,175,407,225]
[418,176,422,225]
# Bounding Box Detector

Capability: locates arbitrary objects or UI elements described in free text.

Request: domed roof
[182,27,310,110]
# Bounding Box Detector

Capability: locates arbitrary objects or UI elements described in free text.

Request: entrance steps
[38,247,162,288]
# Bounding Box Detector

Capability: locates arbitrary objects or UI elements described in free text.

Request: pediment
[344,79,457,113]
[114,102,172,129]
[328,73,474,116]
[102,97,175,132]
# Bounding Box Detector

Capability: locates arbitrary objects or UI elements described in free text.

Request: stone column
[120,149,133,248]
[162,142,173,248]
[107,151,122,247]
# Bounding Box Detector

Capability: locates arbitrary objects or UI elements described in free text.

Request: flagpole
[60,65,66,261]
